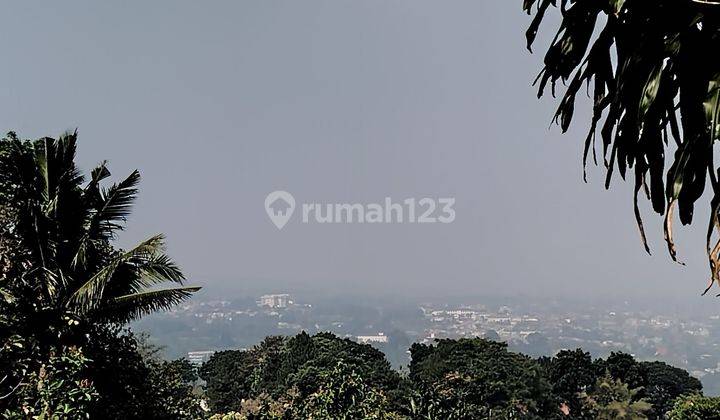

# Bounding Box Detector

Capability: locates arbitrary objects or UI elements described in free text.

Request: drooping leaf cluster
[524,0,720,291]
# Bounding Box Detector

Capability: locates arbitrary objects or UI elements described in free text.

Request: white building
[258,294,292,308]
[187,350,215,366]
[356,333,389,344]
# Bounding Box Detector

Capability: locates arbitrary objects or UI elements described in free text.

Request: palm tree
[524,1,720,292]
[0,131,199,347]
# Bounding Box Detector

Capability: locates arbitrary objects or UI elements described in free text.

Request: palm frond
[99,286,201,324]
[37,267,71,303]
[0,287,14,304]
[83,160,110,204]
[72,169,140,268]
[130,252,185,287]
[36,132,84,208]
[93,170,140,238]
[106,251,186,296]
[71,161,114,268]
[67,234,166,314]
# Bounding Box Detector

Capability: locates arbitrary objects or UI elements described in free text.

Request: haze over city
[0,1,712,302]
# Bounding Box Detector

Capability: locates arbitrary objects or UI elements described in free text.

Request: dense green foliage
[408,338,555,418]
[200,333,706,419]
[3,346,97,419]
[200,332,403,416]
[199,337,285,413]
[524,0,720,290]
[540,349,598,416]
[539,350,702,419]
[578,373,651,420]
[667,394,720,419]
[641,360,703,418]
[83,327,202,419]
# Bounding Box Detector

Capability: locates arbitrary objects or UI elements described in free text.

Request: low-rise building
[356,333,389,344]
[258,294,292,308]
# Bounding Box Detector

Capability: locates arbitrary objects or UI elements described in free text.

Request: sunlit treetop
[525,0,720,293]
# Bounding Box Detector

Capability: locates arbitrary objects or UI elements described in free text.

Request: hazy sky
[0,1,714,301]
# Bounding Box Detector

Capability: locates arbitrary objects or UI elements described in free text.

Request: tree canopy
[0,132,199,355]
[668,394,720,419]
[0,132,200,417]
[200,332,403,415]
[201,333,711,419]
